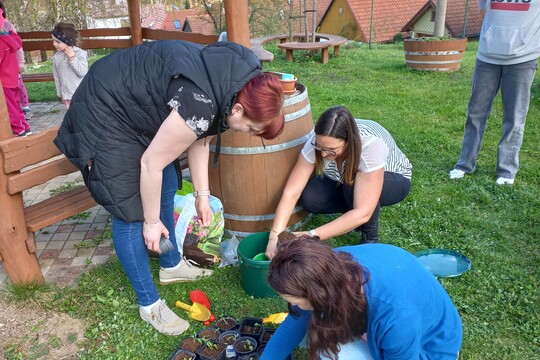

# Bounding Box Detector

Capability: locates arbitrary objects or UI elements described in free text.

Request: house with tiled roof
[163,9,216,35]
[318,0,426,43]
[140,3,167,29]
[85,1,216,36]
[402,0,484,38]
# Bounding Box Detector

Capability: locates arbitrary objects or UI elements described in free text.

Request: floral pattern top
[167,76,216,137]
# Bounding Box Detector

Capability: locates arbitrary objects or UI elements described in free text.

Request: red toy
[190,290,216,326]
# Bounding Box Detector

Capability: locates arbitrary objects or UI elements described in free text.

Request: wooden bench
[250,33,347,63]
[250,34,290,62]
[316,33,347,57]
[0,127,96,284]
[278,41,332,64]
[0,126,189,285]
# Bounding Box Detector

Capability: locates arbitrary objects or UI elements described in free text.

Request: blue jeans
[455,58,538,178]
[300,172,411,243]
[112,163,181,306]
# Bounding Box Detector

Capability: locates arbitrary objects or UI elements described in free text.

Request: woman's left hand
[195,196,213,227]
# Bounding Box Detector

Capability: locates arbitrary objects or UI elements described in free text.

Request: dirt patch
[0,298,86,359]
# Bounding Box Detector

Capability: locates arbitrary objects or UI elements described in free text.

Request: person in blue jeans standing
[54,40,285,335]
[261,236,462,360]
[449,0,540,185]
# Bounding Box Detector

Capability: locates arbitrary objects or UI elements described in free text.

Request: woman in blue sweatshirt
[261,237,462,360]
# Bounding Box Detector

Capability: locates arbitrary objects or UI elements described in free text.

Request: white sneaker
[159,257,213,284]
[449,169,465,179]
[496,177,514,185]
[139,299,190,335]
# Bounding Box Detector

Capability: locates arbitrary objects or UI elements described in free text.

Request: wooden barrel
[404,38,467,72]
[209,83,314,238]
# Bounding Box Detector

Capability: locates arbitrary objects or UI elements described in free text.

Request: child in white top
[51,22,88,109]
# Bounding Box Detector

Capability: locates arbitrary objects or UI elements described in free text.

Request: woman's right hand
[143,220,168,253]
[266,234,279,259]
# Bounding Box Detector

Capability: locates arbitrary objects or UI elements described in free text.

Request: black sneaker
[25,129,33,136]
[14,131,27,137]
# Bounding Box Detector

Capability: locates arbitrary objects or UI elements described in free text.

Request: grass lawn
[5,41,540,359]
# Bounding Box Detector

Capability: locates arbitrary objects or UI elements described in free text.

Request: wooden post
[127,0,143,46]
[0,85,44,284]
[224,0,250,47]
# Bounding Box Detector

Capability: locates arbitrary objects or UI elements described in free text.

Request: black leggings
[299,172,411,243]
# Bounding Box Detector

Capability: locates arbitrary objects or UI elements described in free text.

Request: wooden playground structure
[250,0,346,64]
[279,0,346,64]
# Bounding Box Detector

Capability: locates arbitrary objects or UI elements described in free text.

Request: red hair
[236,72,284,140]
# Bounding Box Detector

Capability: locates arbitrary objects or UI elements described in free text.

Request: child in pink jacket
[0,9,30,136]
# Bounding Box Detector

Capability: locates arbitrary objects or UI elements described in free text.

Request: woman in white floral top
[54,40,285,336]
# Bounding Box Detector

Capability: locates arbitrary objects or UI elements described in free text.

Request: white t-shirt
[301,119,412,182]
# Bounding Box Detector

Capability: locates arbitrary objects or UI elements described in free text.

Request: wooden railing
[19,27,219,82]
[19,27,219,51]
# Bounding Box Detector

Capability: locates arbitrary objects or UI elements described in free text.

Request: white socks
[141,299,161,314]
[163,261,182,271]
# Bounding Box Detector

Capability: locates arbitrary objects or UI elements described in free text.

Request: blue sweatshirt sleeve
[260,307,311,360]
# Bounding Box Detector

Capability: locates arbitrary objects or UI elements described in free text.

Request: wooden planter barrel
[404,38,467,72]
[209,83,314,238]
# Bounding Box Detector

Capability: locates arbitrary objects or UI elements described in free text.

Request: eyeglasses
[311,141,343,157]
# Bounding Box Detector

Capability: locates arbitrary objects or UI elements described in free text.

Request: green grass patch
[19,41,540,359]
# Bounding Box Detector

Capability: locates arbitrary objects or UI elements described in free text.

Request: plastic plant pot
[179,336,202,354]
[218,329,240,346]
[238,353,259,360]
[198,327,221,341]
[196,341,226,360]
[215,315,238,332]
[233,336,258,359]
[170,348,196,360]
[260,328,276,344]
[239,317,263,340]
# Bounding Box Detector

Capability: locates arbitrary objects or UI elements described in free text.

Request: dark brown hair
[267,238,368,360]
[314,106,361,186]
[53,22,81,47]
[235,72,284,140]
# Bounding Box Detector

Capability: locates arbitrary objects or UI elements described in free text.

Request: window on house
[174,20,181,29]
[430,10,435,22]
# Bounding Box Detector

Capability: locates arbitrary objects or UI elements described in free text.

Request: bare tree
[199,0,287,37]
[249,0,286,37]
[200,0,226,34]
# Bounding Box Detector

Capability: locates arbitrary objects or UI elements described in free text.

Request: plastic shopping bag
[173,193,224,267]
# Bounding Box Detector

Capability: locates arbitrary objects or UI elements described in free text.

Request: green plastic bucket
[237,232,278,298]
